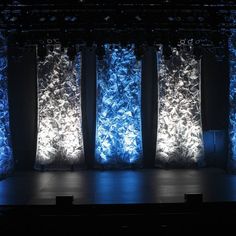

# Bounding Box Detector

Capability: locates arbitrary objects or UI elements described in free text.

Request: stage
[0,168,235,205]
[1,167,236,233]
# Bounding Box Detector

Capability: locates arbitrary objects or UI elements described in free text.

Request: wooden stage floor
[0,168,236,205]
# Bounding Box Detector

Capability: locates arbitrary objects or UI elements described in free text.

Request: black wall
[142,47,158,167]
[201,50,229,130]
[81,47,96,168]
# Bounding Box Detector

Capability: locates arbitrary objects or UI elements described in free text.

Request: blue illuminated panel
[95,44,143,167]
[229,28,236,164]
[0,32,13,177]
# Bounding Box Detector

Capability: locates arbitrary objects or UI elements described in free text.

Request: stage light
[135,15,142,21]
[95,44,143,167]
[35,45,84,170]
[39,17,46,22]
[155,47,205,167]
[104,16,110,21]
[65,16,77,22]
[49,16,56,22]
[0,32,13,176]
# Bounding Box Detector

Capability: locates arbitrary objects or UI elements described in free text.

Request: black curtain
[8,46,37,170]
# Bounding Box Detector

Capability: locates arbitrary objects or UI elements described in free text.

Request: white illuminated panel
[155,47,205,168]
[35,45,84,170]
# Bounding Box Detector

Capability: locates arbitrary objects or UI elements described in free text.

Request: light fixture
[104,16,110,21]
[96,44,105,60]
[135,15,142,21]
[168,16,174,21]
[65,16,77,22]
[9,16,17,22]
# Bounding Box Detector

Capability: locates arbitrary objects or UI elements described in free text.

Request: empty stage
[0,168,235,205]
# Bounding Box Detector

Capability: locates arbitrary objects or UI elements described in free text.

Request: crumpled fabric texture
[35,45,84,170]
[155,47,205,168]
[0,32,13,177]
[95,44,143,168]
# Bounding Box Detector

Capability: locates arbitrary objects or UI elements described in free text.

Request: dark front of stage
[1,168,236,233]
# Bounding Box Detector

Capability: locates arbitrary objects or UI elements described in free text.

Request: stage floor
[0,168,236,205]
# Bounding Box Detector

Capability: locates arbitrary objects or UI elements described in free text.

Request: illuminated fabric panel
[229,29,236,171]
[155,47,205,168]
[95,44,143,167]
[0,32,13,176]
[35,45,84,170]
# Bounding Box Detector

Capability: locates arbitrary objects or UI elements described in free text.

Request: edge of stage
[0,168,236,232]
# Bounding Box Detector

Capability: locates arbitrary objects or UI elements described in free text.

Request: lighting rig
[0,0,233,61]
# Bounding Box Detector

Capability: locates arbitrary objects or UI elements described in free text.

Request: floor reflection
[93,171,144,204]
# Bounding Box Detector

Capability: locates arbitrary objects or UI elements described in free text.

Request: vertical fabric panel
[228,28,236,172]
[0,32,13,176]
[35,45,84,170]
[155,47,205,168]
[95,44,143,167]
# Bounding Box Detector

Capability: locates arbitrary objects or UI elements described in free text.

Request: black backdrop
[8,46,37,170]
[7,46,229,170]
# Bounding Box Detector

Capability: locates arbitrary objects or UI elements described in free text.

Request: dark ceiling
[0,0,235,47]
